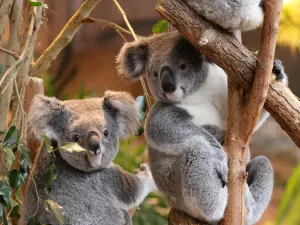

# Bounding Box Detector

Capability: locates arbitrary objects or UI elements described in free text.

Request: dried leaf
[45,200,64,224]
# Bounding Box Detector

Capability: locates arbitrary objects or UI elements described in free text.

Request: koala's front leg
[254,59,289,131]
[113,164,156,211]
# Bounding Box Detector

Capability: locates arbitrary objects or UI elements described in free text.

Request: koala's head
[116,31,210,103]
[29,91,139,172]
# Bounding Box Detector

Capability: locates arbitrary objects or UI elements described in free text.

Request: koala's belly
[178,102,226,129]
[43,169,124,225]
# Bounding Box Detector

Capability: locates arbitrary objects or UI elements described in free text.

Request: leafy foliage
[275,163,300,225]
[152,20,169,34]
[0,126,61,224]
[278,0,300,51]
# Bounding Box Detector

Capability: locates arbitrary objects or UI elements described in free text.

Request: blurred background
[1,0,300,224]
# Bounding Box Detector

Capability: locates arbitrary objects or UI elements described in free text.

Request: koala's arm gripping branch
[156,0,300,149]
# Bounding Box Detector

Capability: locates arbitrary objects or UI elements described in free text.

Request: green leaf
[42,164,57,193]
[10,205,21,220]
[27,216,42,225]
[0,177,12,197]
[152,20,169,34]
[28,1,43,7]
[59,142,87,153]
[1,213,8,225]
[44,200,64,224]
[8,170,26,189]
[20,142,32,172]
[0,195,9,207]
[136,127,144,136]
[276,163,300,225]
[3,126,19,147]
[2,147,16,172]
[0,131,5,136]
[0,204,2,217]
[42,135,53,153]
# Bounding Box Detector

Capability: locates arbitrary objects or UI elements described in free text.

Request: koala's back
[22,152,128,225]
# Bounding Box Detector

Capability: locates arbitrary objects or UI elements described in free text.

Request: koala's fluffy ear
[103,91,140,139]
[116,40,149,81]
[28,95,69,142]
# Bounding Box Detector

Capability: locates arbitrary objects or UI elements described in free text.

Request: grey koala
[183,0,264,31]
[116,31,288,224]
[20,91,156,225]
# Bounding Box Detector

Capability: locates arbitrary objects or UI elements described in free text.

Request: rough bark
[155,0,300,148]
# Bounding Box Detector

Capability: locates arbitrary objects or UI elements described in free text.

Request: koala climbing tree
[153,0,300,224]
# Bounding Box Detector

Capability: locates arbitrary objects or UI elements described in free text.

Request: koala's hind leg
[181,147,228,223]
[245,156,274,225]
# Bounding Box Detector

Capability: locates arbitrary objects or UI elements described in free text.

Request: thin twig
[82,17,131,35]
[30,0,102,77]
[0,47,20,60]
[111,0,152,108]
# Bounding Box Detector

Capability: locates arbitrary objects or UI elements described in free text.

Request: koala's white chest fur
[177,63,228,129]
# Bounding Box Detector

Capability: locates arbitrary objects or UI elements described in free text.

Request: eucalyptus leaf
[0,195,9,207]
[3,147,16,172]
[45,200,64,224]
[152,20,169,34]
[10,205,20,219]
[0,176,12,197]
[0,131,5,136]
[1,213,8,225]
[3,126,19,147]
[136,127,145,136]
[60,142,87,153]
[0,204,2,217]
[42,135,53,153]
[8,170,26,189]
[20,142,32,172]
[28,1,43,7]
[27,216,42,225]
[136,96,147,121]
[42,164,57,193]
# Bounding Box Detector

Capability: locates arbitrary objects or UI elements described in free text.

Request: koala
[116,31,288,224]
[20,91,156,225]
[183,0,264,31]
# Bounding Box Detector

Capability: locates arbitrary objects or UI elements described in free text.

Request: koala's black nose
[87,133,100,155]
[161,66,176,93]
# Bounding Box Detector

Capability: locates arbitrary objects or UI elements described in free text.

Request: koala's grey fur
[116,31,288,224]
[183,0,264,31]
[21,91,156,225]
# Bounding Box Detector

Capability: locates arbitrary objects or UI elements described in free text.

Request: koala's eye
[103,129,109,137]
[73,134,80,142]
[153,71,158,78]
[180,63,186,70]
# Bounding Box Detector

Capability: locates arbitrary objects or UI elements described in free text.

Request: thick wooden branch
[224,1,282,224]
[156,0,300,148]
[30,0,102,77]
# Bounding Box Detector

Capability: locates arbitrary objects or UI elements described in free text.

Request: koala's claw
[273,59,288,85]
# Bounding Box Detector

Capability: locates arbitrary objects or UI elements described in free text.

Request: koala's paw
[135,163,157,191]
[273,59,288,85]
[135,163,152,177]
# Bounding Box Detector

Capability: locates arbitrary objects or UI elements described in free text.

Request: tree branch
[156,0,300,148]
[0,47,20,60]
[30,0,102,77]
[81,17,131,35]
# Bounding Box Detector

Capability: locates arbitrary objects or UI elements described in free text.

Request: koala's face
[116,31,210,103]
[29,91,139,172]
